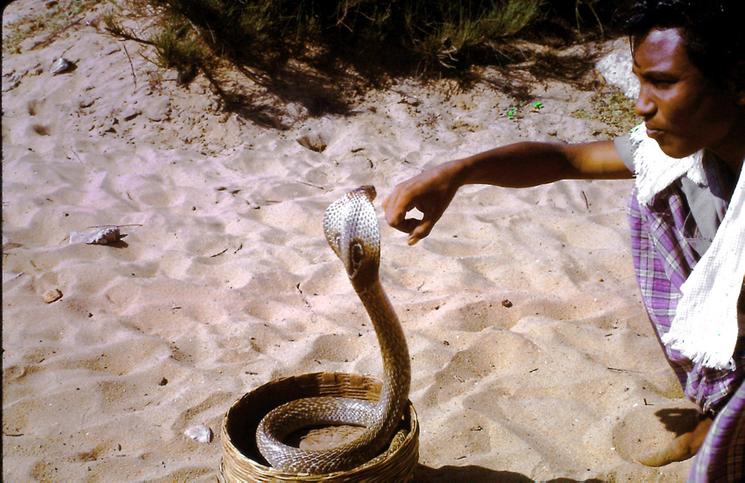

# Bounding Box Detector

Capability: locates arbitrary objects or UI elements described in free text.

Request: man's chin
[654,139,697,159]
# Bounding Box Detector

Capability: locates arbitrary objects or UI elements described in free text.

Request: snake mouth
[345,240,364,279]
[354,185,376,202]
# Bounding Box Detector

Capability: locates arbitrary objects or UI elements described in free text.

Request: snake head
[355,185,376,202]
[323,186,381,281]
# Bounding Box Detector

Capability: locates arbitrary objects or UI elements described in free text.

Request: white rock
[43,288,63,304]
[69,227,124,245]
[184,424,212,443]
[596,39,639,99]
[51,57,75,75]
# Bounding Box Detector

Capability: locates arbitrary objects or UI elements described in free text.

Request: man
[383,1,744,480]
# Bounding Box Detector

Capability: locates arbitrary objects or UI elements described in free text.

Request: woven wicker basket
[219,372,419,482]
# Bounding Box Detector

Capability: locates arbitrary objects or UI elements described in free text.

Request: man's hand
[383,161,462,245]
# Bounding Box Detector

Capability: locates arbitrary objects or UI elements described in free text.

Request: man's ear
[731,84,745,107]
[733,63,745,106]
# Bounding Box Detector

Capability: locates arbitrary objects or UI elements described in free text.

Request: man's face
[632,28,740,158]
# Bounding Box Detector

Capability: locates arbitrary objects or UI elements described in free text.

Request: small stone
[159,377,168,386]
[50,57,75,75]
[121,107,141,122]
[69,227,124,245]
[297,134,327,153]
[43,289,63,304]
[184,424,212,444]
[78,97,95,109]
[501,299,513,308]
[2,73,22,93]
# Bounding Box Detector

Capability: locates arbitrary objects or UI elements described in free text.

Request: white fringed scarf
[629,123,745,370]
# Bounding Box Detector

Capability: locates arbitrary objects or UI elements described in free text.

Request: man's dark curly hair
[621,0,744,90]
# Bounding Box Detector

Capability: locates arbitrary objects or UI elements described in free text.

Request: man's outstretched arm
[383,140,632,245]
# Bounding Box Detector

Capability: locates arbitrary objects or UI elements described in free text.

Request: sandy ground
[3,1,697,481]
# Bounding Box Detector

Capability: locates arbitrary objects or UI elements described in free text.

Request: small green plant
[104,3,218,86]
[150,19,210,84]
[531,100,544,110]
[506,106,518,120]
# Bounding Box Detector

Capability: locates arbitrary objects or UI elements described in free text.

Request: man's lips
[646,127,664,139]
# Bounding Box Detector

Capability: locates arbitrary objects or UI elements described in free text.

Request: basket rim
[220,371,419,478]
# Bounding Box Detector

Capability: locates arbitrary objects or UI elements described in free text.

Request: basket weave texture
[220,372,419,482]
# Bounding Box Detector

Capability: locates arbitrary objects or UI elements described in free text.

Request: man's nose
[634,85,655,118]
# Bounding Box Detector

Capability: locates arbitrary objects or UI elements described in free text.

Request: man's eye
[651,78,675,87]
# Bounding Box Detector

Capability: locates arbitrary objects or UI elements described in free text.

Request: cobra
[255,185,411,473]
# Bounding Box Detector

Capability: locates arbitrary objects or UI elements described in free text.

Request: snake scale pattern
[255,185,411,474]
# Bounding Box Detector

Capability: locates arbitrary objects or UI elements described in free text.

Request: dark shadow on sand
[414,464,604,482]
[205,39,607,129]
[105,240,129,249]
[654,408,703,437]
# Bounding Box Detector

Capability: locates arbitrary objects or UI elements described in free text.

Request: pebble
[120,107,142,122]
[50,57,75,75]
[43,288,63,304]
[78,97,95,109]
[2,73,22,93]
[297,134,327,153]
[69,227,123,245]
[184,424,212,444]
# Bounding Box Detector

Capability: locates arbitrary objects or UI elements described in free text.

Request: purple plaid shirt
[628,156,744,481]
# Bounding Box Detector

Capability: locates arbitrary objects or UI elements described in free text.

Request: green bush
[110,0,621,79]
[135,0,556,74]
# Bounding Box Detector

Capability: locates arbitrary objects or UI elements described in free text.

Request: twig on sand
[9,272,25,281]
[297,181,327,191]
[607,366,641,373]
[104,22,155,47]
[581,190,590,211]
[86,223,143,228]
[121,42,137,89]
[209,248,229,258]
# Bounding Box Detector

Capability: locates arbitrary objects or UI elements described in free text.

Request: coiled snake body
[256,185,411,474]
